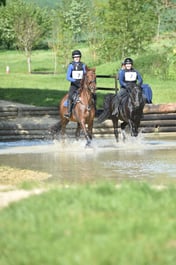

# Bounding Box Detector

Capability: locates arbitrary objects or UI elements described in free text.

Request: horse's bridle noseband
[87,77,96,92]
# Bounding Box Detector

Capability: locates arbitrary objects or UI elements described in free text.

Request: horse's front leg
[80,120,91,147]
[60,118,69,141]
[128,120,138,137]
[121,121,128,141]
[112,117,119,142]
[87,120,94,140]
[75,122,81,140]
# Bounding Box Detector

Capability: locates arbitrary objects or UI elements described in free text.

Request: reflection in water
[0,134,176,185]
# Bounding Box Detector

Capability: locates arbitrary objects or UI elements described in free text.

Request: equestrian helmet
[124,58,133,65]
[72,50,82,58]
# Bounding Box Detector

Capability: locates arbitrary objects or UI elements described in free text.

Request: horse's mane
[80,66,96,87]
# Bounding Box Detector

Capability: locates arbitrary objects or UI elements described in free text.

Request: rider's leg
[64,99,72,119]
[112,89,125,116]
[64,86,75,118]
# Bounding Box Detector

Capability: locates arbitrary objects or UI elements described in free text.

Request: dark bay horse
[51,67,96,147]
[98,84,145,142]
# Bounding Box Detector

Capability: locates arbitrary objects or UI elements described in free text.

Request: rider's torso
[124,69,137,83]
[71,62,84,80]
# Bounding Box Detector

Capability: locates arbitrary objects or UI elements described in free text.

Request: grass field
[0,50,176,107]
[0,49,176,265]
[0,182,176,265]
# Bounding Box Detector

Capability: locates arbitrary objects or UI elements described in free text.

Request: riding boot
[112,96,120,117]
[64,99,72,119]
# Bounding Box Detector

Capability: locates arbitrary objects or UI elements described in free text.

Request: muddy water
[0,134,176,185]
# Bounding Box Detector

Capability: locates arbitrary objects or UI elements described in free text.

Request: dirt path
[0,185,46,208]
[0,166,51,209]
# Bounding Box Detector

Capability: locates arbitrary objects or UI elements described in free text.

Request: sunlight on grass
[0,182,176,265]
[0,50,176,105]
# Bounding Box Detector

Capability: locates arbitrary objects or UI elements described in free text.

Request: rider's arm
[137,71,143,86]
[82,63,87,74]
[117,69,122,80]
[119,70,127,88]
[66,64,76,82]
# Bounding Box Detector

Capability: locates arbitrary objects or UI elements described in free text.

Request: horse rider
[112,57,143,116]
[64,50,86,119]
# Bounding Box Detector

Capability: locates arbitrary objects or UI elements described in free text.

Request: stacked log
[0,103,175,141]
[141,103,176,133]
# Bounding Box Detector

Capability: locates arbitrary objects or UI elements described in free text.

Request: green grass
[0,50,176,107]
[0,182,176,265]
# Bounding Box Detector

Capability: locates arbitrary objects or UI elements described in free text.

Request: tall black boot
[64,99,72,119]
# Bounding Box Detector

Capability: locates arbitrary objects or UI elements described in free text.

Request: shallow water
[0,134,176,185]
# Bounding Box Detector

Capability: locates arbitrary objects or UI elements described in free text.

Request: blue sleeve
[119,69,127,88]
[117,69,122,80]
[83,64,86,73]
[136,71,143,86]
[66,64,75,82]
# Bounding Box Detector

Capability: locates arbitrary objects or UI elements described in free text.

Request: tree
[99,0,158,61]
[48,0,90,71]
[0,6,15,49]
[85,0,106,63]
[10,0,51,73]
[64,0,87,42]
[48,1,73,72]
[153,0,176,38]
[0,0,6,6]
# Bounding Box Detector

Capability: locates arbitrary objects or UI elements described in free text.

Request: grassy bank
[0,182,176,265]
[0,50,176,107]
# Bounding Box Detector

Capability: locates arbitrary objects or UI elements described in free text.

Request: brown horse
[51,67,96,147]
[98,84,145,142]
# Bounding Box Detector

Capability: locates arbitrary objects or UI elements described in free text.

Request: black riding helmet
[124,58,133,65]
[72,50,82,58]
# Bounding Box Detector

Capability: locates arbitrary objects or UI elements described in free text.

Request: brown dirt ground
[0,166,51,208]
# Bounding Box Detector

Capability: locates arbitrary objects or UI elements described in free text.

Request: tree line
[0,0,176,75]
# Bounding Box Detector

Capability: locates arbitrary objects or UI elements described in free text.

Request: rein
[78,72,96,111]
[84,75,96,92]
[126,85,143,107]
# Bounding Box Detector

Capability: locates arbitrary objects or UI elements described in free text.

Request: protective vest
[71,62,84,80]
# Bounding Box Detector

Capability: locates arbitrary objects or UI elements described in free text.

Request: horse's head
[82,67,96,94]
[128,84,144,109]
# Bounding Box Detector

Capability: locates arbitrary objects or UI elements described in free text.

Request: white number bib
[125,71,137,82]
[72,70,83,79]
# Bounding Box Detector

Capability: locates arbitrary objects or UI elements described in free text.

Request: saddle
[63,91,80,108]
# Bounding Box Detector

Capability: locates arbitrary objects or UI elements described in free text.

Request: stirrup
[64,113,71,119]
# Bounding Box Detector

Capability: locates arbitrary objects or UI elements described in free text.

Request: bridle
[84,72,96,94]
[128,85,143,108]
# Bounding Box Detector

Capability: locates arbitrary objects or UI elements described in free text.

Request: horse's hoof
[85,140,91,148]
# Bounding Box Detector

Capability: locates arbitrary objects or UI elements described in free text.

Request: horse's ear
[85,65,89,72]
[85,65,96,73]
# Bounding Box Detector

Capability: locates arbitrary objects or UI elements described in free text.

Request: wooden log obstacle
[0,101,176,141]
[0,104,58,141]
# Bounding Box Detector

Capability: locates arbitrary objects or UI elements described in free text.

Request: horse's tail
[97,94,114,123]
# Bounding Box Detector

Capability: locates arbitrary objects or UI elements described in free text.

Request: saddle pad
[63,100,68,107]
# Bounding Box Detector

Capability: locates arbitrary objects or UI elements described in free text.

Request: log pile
[141,103,176,133]
[0,102,175,141]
